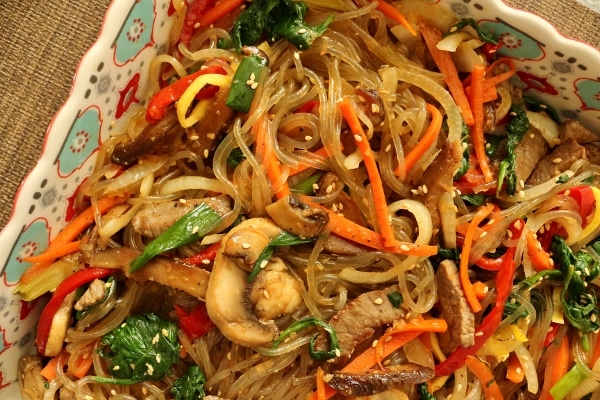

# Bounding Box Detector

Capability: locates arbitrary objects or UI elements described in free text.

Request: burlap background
[1,0,599,229]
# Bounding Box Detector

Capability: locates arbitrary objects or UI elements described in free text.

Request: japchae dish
[16,0,600,399]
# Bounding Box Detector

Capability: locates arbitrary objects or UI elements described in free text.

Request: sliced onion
[527,110,560,147]
[388,199,433,245]
[160,176,230,196]
[515,343,539,394]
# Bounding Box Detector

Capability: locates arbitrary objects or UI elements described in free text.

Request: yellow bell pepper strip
[226,53,269,112]
[145,64,227,124]
[129,202,224,272]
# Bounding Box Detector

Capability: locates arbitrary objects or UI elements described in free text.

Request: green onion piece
[549,364,589,400]
[130,203,223,272]
[248,231,314,282]
[387,292,403,309]
[272,317,340,361]
[292,172,323,195]
[226,54,269,113]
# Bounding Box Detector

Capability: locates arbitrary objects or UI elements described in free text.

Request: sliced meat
[74,278,107,311]
[584,143,600,165]
[90,247,210,300]
[412,139,463,239]
[435,259,475,348]
[185,85,235,160]
[514,127,548,185]
[111,106,180,166]
[482,102,496,133]
[18,355,46,400]
[323,234,368,255]
[265,195,329,239]
[527,137,587,185]
[327,363,434,397]
[132,196,231,237]
[559,119,599,144]
[317,286,406,364]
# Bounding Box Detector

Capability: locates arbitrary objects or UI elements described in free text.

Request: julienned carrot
[465,355,504,400]
[308,318,447,400]
[463,58,516,95]
[460,203,495,313]
[338,97,396,249]
[23,240,81,264]
[19,195,127,285]
[253,114,290,199]
[69,350,93,379]
[526,231,554,271]
[40,354,61,381]
[375,318,448,368]
[472,281,489,301]
[197,0,245,28]
[288,147,332,177]
[506,352,525,383]
[469,63,493,183]
[302,198,438,256]
[419,22,474,126]
[394,103,442,177]
[374,0,416,36]
[539,336,571,400]
[316,367,326,400]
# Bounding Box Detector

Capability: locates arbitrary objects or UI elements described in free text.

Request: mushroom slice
[265,195,329,239]
[327,363,434,397]
[206,218,287,347]
[44,291,77,357]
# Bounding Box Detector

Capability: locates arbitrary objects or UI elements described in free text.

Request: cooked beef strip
[526,137,586,185]
[327,363,434,397]
[559,118,599,144]
[131,196,231,237]
[316,285,406,365]
[412,139,463,241]
[435,259,475,348]
[583,143,600,165]
[514,127,548,185]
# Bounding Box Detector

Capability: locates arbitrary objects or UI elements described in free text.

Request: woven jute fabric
[0,0,598,229]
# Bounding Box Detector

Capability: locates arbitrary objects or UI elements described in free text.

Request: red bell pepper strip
[181,241,221,266]
[145,64,226,124]
[174,302,215,341]
[36,268,116,356]
[563,185,595,227]
[294,100,320,114]
[435,219,523,376]
[179,0,217,46]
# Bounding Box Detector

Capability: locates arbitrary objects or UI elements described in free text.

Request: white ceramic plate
[1,0,600,397]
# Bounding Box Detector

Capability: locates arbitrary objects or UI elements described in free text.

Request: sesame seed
[518,190,525,198]
[516,367,522,374]
[162,328,169,337]
[251,82,258,90]
[242,242,251,249]
[260,259,269,269]
[530,133,535,139]
[475,331,484,336]
[519,179,525,188]
[111,390,117,396]
[156,354,161,363]
[385,144,392,152]
[263,290,270,299]
[180,198,187,203]
[422,185,428,194]
[371,103,380,113]
[312,183,319,191]
[354,134,363,142]
[326,183,335,194]
[297,28,307,34]
[192,226,200,234]
[374,297,383,305]
[400,244,411,252]
[201,259,211,265]
[113,365,120,370]
[227,352,232,360]
[553,158,563,164]
[250,72,256,81]
[190,134,199,141]
[246,79,254,86]
[294,52,300,60]
[207,133,216,140]
[372,340,378,347]
[480,231,487,238]
[305,135,313,141]
[203,149,209,158]
[335,349,341,357]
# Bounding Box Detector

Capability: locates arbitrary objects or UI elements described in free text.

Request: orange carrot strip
[338,97,396,249]
[23,240,81,264]
[302,200,438,257]
[375,318,448,369]
[316,367,326,400]
[465,355,505,400]
[420,22,474,126]
[394,103,442,177]
[472,281,489,301]
[506,352,525,383]
[526,231,554,272]
[460,203,495,313]
[539,336,571,400]
[374,0,416,36]
[253,114,290,199]
[19,195,127,285]
[469,63,493,183]
[40,355,60,381]
[69,351,93,379]
[197,0,245,28]
[463,57,515,88]
[288,147,332,177]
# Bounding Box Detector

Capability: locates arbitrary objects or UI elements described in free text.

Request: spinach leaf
[551,235,600,333]
[503,296,529,319]
[248,231,314,281]
[96,313,181,384]
[523,96,561,123]
[272,317,340,361]
[454,121,470,180]
[497,103,529,195]
[387,291,404,308]
[461,193,486,206]
[232,0,333,51]
[227,147,246,167]
[171,366,207,400]
[417,382,437,400]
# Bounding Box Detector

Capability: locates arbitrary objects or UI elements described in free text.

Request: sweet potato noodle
[17,1,600,399]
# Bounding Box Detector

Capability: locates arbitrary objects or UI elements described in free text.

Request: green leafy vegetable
[130,202,223,272]
[292,172,324,195]
[484,134,504,159]
[446,19,498,45]
[231,0,333,51]
[226,53,269,113]
[248,231,314,281]
[272,317,340,361]
[454,121,470,180]
[417,382,436,400]
[523,95,560,123]
[387,291,403,308]
[497,104,529,195]
[227,147,246,167]
[551,235,600,333]
[461,193,486,206]
[518,269,563,290]
[75,276,116,321]
[96,313,181,384]
[503,296,529,319]
[171,366,207,400]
